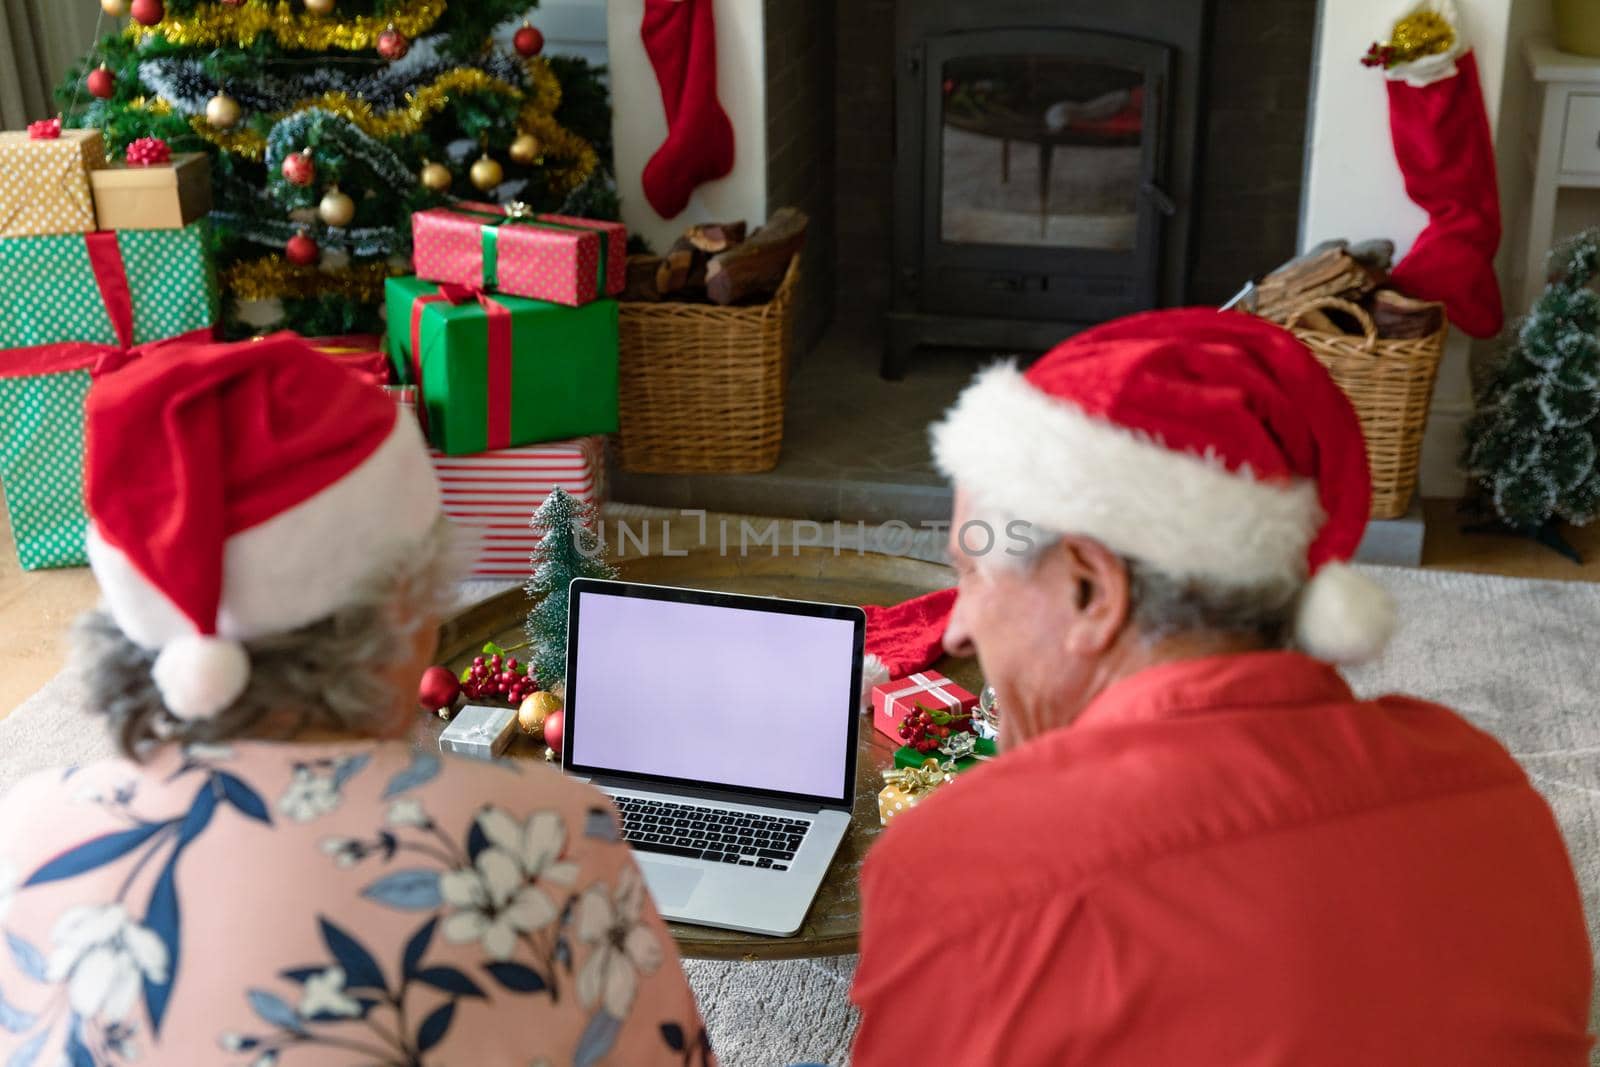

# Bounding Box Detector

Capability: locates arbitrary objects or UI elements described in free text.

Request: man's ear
[1048,536,1132,655]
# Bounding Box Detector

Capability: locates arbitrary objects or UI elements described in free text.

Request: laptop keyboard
[610,795,812,871]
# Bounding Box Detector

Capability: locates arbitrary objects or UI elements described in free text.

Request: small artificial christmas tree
[63,1,614,337]
[1461,228,1600,545]
[523,487,615,688]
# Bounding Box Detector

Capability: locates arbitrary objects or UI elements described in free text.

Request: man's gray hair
[75,518,464,760]
[989,525,1300,648]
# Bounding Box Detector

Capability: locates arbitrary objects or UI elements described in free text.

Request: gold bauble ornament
[508,133,541,165]
[518,691,562,736]
[205,92,241,129]
[100,0,129,16]
[302,0,335,14]
[469,153,503,191]
[318,185,355,228]
[419,160,451,193]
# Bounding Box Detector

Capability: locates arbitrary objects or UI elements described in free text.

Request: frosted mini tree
[523,488,615,689]
[1462,228,1600,548]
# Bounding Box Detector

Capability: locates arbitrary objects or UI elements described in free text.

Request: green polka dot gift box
[0,220,218,350]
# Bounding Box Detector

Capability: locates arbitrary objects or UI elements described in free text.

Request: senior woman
[0,337,709,1066]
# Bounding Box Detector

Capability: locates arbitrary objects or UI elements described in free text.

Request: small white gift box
[439,705,518,760]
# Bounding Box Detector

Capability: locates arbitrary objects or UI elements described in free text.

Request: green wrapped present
[0,222,217,349]
[386,276,618,456]
[893,735,997,773]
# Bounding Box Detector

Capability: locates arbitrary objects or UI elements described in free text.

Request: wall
[1301,0,1530,498]
[607,0,768,255]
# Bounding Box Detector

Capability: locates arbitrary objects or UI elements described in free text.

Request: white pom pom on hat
[152,636,251,721]
[1293,562,1396,665]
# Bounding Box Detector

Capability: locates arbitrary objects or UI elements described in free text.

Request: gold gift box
[0,127,105,237]
[91,153,212,231]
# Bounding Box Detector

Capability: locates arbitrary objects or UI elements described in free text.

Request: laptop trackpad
[638,859,704,909]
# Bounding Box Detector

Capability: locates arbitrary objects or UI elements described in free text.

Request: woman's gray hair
[75,517,466,760]
[985,524,1300,648]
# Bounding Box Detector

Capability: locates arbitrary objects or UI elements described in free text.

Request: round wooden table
[429,548,975,961]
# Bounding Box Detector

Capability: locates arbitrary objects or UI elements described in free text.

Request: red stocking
[1386,50,1503,338]
[640,0,735,219]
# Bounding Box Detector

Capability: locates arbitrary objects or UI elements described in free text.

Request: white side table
[1522,40,1600,311]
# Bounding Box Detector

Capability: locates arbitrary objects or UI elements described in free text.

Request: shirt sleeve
[850,858,1114,1067]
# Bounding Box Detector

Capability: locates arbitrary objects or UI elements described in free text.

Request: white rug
[8,565,1600,1066]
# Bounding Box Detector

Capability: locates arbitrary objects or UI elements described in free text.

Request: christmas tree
[523,487,615,689]
[64,0,615,337]
[1462,228,1600,535]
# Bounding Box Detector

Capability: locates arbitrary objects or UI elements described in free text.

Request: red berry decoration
[418,666,461,712]
[87,66,115,100]
[513,22,544,57]
[280,148,316,187]
[377,25,410,61]
[541,708,564,751]
[285,232,319,266]
[129,0,164,25]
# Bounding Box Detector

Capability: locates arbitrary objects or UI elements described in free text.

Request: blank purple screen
[570,593,857,798]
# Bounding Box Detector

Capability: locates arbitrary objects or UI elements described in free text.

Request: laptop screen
[564,580,864,806]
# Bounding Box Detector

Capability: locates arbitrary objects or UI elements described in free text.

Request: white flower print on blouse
[386,798,430,828]
[439,808,578,960]
[46,904,170,1023]
[277,756,367,823]
[575,866,664,1019]
[0,857,17,924]
[297,966,362,1019]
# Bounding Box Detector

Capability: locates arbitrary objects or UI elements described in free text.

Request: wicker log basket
[1277,296,1448,519]
[614,256,799,474]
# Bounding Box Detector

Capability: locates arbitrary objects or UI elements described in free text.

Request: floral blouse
[0,741,713,1066]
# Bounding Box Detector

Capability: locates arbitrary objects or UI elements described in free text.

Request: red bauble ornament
[129,0,164,26]
[513,22,544,57]
[418,665,461,712]
[377,25,410,61]
[541,708,564,751]
[285,232,320,266]
[280,148,315,187]
[87,66,115,100]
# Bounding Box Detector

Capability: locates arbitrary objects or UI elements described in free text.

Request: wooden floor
[2,498,1597,717]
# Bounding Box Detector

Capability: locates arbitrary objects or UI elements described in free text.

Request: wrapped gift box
[439,705,518,760]
[0,222,217,349]
[430,435,607,578]
[412,203,626,307]
[90,152,211,231]
[877,759,956,826]
[870,670,979,743]
[892,736,996,772]
[385,275,618,455]
[0,126,105,237]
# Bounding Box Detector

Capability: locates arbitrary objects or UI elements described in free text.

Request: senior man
[850,310,1592,1065]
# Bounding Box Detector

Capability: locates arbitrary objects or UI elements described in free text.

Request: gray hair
[75,518,464,760]
[987,527,1300,649]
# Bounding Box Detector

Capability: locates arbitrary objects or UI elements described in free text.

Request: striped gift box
[431,435,607,578]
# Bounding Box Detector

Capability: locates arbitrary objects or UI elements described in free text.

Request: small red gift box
[411,202,626,307]
[870,671,978,744]
[429,435,607,578]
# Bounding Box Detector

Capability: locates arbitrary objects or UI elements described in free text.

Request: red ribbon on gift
[125,137,172,166]
[0,231,211,382]
[408,283,514,450]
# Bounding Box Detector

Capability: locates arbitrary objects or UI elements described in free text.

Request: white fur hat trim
[152,635,251,721]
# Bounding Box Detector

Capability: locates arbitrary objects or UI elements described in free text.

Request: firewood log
[705,208,807,306]
[622,254,664,301]
[686,221,747,254]
[654,237,704,296]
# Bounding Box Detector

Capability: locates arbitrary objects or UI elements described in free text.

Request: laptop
[563,577,866,937]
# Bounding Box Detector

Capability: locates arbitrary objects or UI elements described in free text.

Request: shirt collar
[1073,650,1355,730]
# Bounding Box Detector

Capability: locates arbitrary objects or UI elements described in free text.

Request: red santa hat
[917,307,1393,667]
[83,334,441,721]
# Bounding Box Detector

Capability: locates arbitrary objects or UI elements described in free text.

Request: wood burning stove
[886,1,1210,378]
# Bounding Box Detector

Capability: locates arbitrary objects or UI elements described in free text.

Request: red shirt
[851,652,1592,1066]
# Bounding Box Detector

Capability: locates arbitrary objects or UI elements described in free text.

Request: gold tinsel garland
[128,96,173,116]
[1388,12,1455,63]
[185,60,596,196]
[223,256,399,303]
[131,0,445,50]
